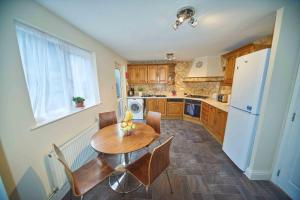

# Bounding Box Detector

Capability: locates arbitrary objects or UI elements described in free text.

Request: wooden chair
[146,111,161,145]
[146,111,161,134]
[99,111,117,129]
[125,136,174,197]
[52,144,114,200]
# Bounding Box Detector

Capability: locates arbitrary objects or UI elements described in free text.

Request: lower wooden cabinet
[145,99,166,116]
[201,102,228,143]
[166,100,183,118]
[214,109,228,141]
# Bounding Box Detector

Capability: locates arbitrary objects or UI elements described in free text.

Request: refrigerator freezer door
[223,106,258,171]
[230,49,270,114]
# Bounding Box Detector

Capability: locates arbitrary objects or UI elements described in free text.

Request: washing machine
[127,98,144,120]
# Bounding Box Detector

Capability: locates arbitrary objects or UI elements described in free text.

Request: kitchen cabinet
[147,65,168,84]
[214,109,227,142]
[145,99,166,117]
[138,66,147,84]
[201,102,209,125]
[207,105,216,132]
[201,102,228,143]
[127,66,138,84]
[146,99,157,112]
[147,66,158,83]
[158,65,168,83]
[166,100,183,118]
[127,65,147,84]
[127,64,168,84]
[223,54,236,85]
[222,43,271,86]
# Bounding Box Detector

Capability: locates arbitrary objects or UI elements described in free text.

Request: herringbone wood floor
[64,120,290,200]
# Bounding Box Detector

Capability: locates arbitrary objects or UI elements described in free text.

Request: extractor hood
[187,56,223,77]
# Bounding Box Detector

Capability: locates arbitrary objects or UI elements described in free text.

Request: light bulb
[173,23,178,30]
[178,16,184,23]
[189,17,198,27]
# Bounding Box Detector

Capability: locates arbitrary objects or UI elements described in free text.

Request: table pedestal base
[109,171,142,194]
[109,153,142,194]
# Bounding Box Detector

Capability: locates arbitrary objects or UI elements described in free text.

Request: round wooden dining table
[90,122,157,193]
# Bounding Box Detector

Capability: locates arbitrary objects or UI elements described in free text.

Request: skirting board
[244,168,272,180]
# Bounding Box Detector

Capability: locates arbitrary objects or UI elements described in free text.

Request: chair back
[148,136,174,185]
[99,111,117,129]
[146,111,161,134]
[52,144,78,196]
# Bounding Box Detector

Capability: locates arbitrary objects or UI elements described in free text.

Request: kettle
[128,88,134,96]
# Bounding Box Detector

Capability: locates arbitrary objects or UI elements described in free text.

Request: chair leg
[69,190,72,200]
[165,170,173,194]
[145,186,149,199]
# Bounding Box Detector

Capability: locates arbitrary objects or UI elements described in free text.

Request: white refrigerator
[222,48,271,171]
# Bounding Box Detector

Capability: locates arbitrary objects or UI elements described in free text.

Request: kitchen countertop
[127,96,229,112]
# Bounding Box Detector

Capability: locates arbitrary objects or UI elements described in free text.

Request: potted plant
[137,87,143,96]
[72,96,85,108]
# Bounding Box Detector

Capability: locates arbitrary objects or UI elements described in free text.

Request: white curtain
[16,22,100,123]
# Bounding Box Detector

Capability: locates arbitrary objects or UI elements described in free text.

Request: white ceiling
[36,0,285,61]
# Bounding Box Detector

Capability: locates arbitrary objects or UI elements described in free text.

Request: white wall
[245,1,300,180]
[0,0,127,199]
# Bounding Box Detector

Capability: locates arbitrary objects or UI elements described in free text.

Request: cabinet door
[157,99,167,116]
[214,109,228,142]
[167,102,183,117]
[147,66,158,83]
[207,105,216,132]
[223,55,236,85]
[128,66,139,84]
[201,102,209,125]
[138,66,148,83]
[146,99,157,113]
[127,66,134,84]
[158,65,168,83]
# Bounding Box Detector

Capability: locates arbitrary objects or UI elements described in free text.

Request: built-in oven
[184,99,201,118]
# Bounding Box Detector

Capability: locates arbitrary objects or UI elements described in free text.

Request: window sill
[30,103,101,130]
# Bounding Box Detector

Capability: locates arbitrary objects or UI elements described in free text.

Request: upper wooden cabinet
[127,65,147,84]
[138,67,147,84]
[157,65,168,83]
[127,64,168,84]
[147,66,158,83]
[222,43,271,86]
[127,66,138,84]
[223,54,236,85]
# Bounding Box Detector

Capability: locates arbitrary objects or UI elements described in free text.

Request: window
[15,22,100,124]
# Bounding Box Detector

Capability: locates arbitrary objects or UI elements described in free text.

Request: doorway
[272,64,300,199]
[114,66,124,121]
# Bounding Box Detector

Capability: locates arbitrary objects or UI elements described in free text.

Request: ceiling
[36,0,286,61]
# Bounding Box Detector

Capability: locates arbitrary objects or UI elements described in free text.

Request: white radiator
[45,121,99,199]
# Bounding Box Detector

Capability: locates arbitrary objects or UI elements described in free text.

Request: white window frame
[15,21,101,129]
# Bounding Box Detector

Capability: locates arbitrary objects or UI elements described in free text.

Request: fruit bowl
[121,111,136,136]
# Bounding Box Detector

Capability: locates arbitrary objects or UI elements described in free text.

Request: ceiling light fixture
[173,6,197,30]
[166,53,175,60]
